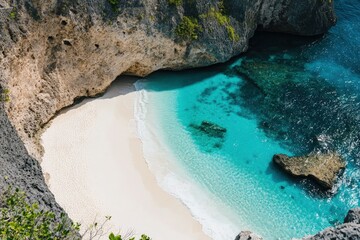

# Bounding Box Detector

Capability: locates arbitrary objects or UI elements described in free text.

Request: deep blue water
[137,1,360,239]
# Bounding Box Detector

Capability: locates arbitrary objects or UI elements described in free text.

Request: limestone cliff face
[0,102,66,222]
[0,0,337,238]
[0,0,335,157]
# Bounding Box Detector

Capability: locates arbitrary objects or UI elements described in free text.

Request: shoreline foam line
[41,78,211,240]
[134,80,241,240]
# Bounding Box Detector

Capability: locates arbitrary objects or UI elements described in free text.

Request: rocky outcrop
[273,153,345,189]
[0,102,69,220]
[303,208,360,240]
[304,223,360,240]
[0,0,335,158]
[344,208,360,225]
[235,231,263,240]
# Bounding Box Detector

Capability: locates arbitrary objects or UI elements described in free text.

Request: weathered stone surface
[303,209,360,240]
[0,102,75,231]
[0,0,335,158]
[303,223,360,240]
[0,0,338,238]
[345,208,360,224]
[235,231,263,240]
[273,152,345,189]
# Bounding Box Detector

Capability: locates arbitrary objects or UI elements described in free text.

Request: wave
[133,80,240,240]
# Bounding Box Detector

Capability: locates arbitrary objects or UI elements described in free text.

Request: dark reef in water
[189,121,227,150]
[230,37,360,159]
[190,121,227,139]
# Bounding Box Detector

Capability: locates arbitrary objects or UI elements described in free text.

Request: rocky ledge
[236,209,360,240]
[303,208,360,240]
[344,208,360,224]
[0,102,68,222]
[273,152,345,189]
[235,231,263,240]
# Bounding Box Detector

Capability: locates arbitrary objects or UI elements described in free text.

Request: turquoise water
[136,1,360,239]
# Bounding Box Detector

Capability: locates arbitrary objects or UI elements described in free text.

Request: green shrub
[0,188,80,240]
[108,0,119,5]
[175,16,202,41]
[0,89,10,102]
[109,232,152,240]
[0,187,152,240]
[168,0,182,6]
[9,8,16,20]
[200,6,240,42]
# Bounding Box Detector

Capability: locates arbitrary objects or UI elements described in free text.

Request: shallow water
[135,1,360,239]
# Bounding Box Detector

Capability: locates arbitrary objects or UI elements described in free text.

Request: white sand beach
[40,78,211,240]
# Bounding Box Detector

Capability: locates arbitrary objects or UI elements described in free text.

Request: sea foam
[134,80,240,240]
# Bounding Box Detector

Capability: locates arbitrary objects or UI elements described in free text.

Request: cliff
[0,0,337,238]
[0,101,64,219]
[0,0,335,157]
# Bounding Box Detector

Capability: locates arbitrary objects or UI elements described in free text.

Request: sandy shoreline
[41,77,211,240]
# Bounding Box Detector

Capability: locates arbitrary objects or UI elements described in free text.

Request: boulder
[303,223,360,240]
[303,208,360,240]
[235,231,263,240]
[272,152,345,189]
[345,208,360,224]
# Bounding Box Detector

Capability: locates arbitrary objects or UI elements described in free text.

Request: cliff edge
[0,0,337,238]
[0,0,335,157]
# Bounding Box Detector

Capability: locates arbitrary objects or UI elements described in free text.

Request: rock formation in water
[235,231,263,240]
[190,120,227,150]
[344,208,360,224]
[273,152,345,189]
[303,208,360,240]
[190,121,227,139]
[0,0,338,237]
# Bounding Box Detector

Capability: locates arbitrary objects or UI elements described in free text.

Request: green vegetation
[0,188,79,239]
[108,0,119,6]
[0,89,10,102]
[175,16,202,41]
[0,187,152,240]
[168,0,182,6]
[9,8,17,20]
[109,232,151,240]
[200,6,240,42]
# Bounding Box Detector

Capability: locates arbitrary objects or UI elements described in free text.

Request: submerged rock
[235,231,263,240]
[189,121,227,151]
[190,121,227,139]
[272,152,345,189]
